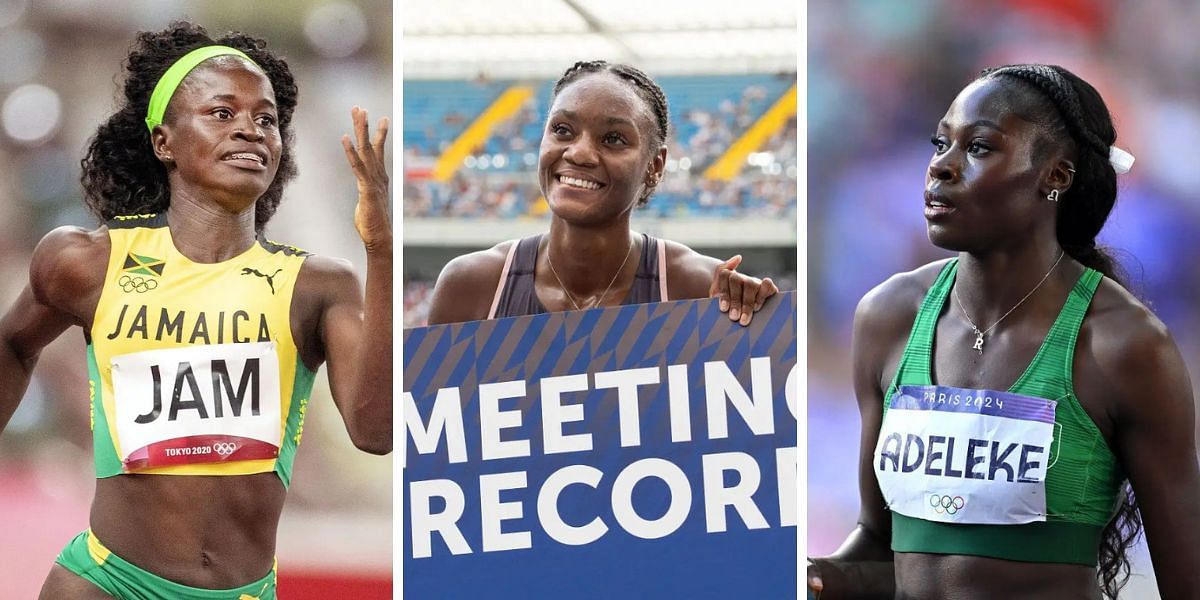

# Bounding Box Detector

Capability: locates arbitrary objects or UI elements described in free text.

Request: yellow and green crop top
[88,214,315,487]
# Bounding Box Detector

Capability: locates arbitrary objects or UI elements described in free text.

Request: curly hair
[981,63,1139,600]
[81,21,299,233]
[551,60,669,206]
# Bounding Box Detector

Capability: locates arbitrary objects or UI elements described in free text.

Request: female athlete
[426,60,778,325]
[809,64,1200,598]
[0,22,391,599]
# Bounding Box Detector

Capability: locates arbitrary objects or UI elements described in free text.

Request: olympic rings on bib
[118,275,158,293]
[929,494,966,515]
[213,442,238,456]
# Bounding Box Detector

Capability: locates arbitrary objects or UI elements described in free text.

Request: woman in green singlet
[808,65,1200,599]
[0,22,390,599]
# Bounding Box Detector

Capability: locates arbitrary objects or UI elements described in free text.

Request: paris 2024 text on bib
[874,384,1057,525]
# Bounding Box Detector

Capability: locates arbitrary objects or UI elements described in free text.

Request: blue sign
[403,293,797,599]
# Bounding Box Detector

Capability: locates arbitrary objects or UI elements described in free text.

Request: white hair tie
[1109,146,1135,175]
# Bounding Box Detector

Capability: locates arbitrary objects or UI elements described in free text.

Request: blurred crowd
[403,76,798,220]
[808,1,1200,590]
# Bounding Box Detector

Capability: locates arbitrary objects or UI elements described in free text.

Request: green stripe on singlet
[274,357,316,488]
[88,344,123,476]
[883,259,1122,565]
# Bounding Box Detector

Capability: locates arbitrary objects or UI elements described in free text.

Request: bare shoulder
[851,259,950,385]
[1079,278,1181,388]
[29,226,109,315]
[661,239,723,300]
[1073,275,1197,455]
[427,240,516,325]
[297,254,360,295]
[854,258,950,335]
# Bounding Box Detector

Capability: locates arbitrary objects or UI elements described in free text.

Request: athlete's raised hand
[341,105,391,252]
[709,255,779,326]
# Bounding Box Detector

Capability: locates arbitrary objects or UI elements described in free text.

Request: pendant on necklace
[972,332,984,354]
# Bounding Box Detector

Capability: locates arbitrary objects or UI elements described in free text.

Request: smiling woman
[427,60,778,325]
[808,64,1200,599]
[0,21,392,600]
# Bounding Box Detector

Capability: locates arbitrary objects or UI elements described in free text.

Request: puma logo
[241,268,283,294]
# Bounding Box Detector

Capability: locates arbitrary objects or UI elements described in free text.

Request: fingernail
[720,300,728,311]
[741,314,751,326]
[730,308,740,320]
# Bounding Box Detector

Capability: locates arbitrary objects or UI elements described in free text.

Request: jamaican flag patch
[122,253,165,277]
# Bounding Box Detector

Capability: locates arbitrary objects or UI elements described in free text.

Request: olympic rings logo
[118,275,158,293]
[213,442,238,456]
[930,494,966,515]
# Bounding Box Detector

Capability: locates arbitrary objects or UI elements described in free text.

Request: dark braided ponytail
[982,64,1138,600]
[551,60,669,205]
[981,64,1122,284]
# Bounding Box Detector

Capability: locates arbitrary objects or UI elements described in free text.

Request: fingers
[739,277,756,325]
[809,575,823,593]
[726,271,744,322]
[806,562,823,594]
[344,107,390,179]
[341,133,364,173]
[714,266,732,311]
[709,254,743,297]
[754,277,779,312]
[354,105,371,153]
[371,116,390,157]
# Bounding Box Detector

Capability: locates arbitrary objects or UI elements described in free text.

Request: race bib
[111,342,282,471]
[874,385,1056,525]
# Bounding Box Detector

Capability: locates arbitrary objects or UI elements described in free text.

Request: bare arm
[809,263,944,597]
[1082,291,1200,596]
[318,106,392,454]
[662,240,778,325]
[0,226,105,436]
[426,243,511,326]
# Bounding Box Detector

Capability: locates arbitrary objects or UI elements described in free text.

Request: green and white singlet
[873,259,1123,565]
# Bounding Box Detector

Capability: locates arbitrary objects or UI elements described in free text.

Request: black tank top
[489,233,666,319]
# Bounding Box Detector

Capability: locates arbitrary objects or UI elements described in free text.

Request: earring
[1047,189,1060,202]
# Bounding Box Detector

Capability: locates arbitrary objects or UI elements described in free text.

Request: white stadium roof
[402,0,798,78]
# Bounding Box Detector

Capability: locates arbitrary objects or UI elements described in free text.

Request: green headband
[144,45,258,133]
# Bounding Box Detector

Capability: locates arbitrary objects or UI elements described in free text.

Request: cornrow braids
[982,64,1136,600]
[80,21,299,234]
[980,64,1123,286]
[552,60,670,150]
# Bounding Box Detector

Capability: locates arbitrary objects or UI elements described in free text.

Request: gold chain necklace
[952,251,1065,354]
[546,237,635,311]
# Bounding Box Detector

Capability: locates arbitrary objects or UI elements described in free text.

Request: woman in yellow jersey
[808,65,1200,598]
[0,22,390,599]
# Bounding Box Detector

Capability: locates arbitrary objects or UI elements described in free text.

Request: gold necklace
[546,237,635,310]
[952,251,1065,354]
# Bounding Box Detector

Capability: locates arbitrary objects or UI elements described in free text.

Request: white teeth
[559,175,601,190]
[227,153,262,163]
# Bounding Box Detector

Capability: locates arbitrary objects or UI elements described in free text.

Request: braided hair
[81,21,299,234]
[982,64,1137,600]
[551,60,669,205]
[980,64,1121,283]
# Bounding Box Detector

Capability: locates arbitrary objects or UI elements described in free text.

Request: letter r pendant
[972,331,984,354]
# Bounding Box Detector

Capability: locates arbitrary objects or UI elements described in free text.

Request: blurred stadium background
[401,0,797,328]
[0,1,390,597]
[809,1,1200,597]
